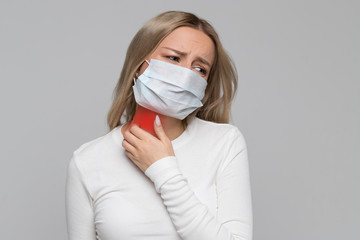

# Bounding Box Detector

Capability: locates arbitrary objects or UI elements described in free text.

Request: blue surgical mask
[132,59,207,120]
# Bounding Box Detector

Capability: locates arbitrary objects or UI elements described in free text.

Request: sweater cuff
[145,156,182,193]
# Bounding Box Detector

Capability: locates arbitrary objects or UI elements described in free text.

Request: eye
[166,56,180,62]
[194,66,207,76]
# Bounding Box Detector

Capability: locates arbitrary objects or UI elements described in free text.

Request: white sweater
[65,117,253,240]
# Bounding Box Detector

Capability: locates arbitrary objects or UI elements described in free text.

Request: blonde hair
[107,11,238,131]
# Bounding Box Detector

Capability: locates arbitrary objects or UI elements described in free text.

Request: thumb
[154,115,167,141]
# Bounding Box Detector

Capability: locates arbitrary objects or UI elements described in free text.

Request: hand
[122,115,175,172]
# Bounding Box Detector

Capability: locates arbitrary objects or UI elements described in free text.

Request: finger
[122,138,136,153]
[129,124,155,141]
[154,115,168,142]
[125,149,136,161]
[123,129,140,148]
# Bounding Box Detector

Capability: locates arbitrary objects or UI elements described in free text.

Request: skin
[121,26,215,173]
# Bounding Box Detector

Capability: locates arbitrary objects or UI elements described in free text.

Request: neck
[128,106,185,141]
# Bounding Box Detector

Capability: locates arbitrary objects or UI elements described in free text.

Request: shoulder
[191,118,248,173]
[73,135,106,156]
[193,117,246,144]
[66,127,122,199]
[71,126,122,167]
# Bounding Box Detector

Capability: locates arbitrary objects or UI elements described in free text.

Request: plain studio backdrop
[0,0,359,239]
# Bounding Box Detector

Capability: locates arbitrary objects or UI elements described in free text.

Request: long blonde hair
[107,11,238,131]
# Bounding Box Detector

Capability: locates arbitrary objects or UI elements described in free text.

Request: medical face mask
[132,59,208,120]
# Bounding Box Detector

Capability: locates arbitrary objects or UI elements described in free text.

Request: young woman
[66,11,253,240]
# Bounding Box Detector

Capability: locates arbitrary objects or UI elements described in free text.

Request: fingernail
[155,115,161,126]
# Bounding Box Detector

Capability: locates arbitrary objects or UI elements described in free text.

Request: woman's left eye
[167,56,180,62]
[194,67,207,76]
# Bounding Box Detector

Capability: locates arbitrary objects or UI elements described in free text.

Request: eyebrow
[162,47,212,68]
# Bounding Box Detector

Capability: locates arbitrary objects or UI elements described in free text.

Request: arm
[122,117,252,239]
[65,154,97,240]
[144,132,253,240]
[216,133,253,239]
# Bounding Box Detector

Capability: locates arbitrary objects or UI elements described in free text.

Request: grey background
[0,0,358,239]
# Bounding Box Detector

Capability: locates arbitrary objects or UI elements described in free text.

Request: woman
[66,11,252,240]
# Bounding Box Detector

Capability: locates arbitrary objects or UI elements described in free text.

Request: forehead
[158,27,215,64]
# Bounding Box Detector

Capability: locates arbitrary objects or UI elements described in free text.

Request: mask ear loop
[134,59,150,84]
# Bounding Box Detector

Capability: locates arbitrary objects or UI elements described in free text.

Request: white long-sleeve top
[65,117,253,240]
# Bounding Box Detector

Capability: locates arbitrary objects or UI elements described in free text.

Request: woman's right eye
[166,56,180,62]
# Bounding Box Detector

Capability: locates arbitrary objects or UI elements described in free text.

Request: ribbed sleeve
[145,146,252,240]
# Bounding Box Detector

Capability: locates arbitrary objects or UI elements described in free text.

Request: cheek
[137,63,148,76]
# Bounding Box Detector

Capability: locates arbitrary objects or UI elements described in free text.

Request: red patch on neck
[131,107,157,136]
